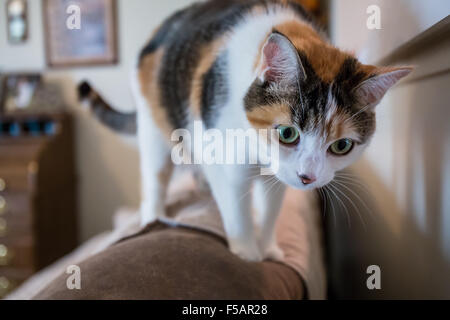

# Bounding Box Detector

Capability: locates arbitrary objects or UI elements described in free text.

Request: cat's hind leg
[131,66,174,226]
[137,106,173,226]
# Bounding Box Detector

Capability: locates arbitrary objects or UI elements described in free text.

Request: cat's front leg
[203,164,262,261]
[253,176,286,261]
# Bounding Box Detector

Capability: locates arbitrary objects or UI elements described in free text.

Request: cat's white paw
[139,201,163,226]
[262,243,285,261]
[229,241,263,262]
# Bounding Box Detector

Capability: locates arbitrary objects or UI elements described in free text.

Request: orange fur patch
[138,48,173,139]
[246,104,292,129]
[189,38,226,117]
[274,20,351,83]
[324,107,354,142]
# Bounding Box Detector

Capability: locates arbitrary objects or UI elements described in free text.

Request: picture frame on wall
[42,0,118,67]
[6,0,29,44]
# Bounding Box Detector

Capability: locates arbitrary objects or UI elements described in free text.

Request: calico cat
[79,0,411,261]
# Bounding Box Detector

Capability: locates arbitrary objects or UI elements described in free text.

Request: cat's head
[245,31,412,189]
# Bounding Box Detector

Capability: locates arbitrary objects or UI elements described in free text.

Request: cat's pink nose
[298,174,316,185]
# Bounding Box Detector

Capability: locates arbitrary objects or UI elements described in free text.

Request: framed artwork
[42,0,118,67]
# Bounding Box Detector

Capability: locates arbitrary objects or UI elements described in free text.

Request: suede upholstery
[34,223,304,300]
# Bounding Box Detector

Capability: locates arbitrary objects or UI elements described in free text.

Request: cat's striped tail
[77,81,137,135]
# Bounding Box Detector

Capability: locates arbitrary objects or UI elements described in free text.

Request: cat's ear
[257,32,306,86]
[354,66,413,107]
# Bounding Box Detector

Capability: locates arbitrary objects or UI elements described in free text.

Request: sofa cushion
[34,222,304,300]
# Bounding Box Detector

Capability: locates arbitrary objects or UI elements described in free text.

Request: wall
[331,0,450,63]
[329,0,450,298]
[0,0,195,241]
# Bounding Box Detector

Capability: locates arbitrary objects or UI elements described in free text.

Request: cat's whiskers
[317,188,327,218]
[326,182,352,228]
[344,104,373,124]
[332,178,375,223]
[243,172,264,182]
[238,184,255,203]
[322,185,337,228]
[238,173,276,203]
[274,178,284,201]
[331,181,369,230]
[334,174,372,195]
[262,176,280,199]
[334,173,374,199]
[334,180,372,201]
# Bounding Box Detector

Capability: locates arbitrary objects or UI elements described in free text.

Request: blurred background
[0,0,449,298]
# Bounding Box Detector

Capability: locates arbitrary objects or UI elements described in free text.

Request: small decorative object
[0,74,41,114]
[0,73,65,115]
[6,0,28,44]
[43,0,118,67]
[0,116,59,138]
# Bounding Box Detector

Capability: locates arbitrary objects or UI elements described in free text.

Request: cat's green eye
[329,138,354,155]
[277,125,300,145]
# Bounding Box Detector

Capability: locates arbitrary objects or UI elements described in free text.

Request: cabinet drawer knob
[0,218,6,236]
[0,178,5,192]
[0,244,7,257]
[0,276,10,289]
[0,196,5,215]
[0,276,12,297]
[0,244,12,266]
[28,161,39,174]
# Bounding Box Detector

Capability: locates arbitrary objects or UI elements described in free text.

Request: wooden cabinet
[0,112,77,297]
